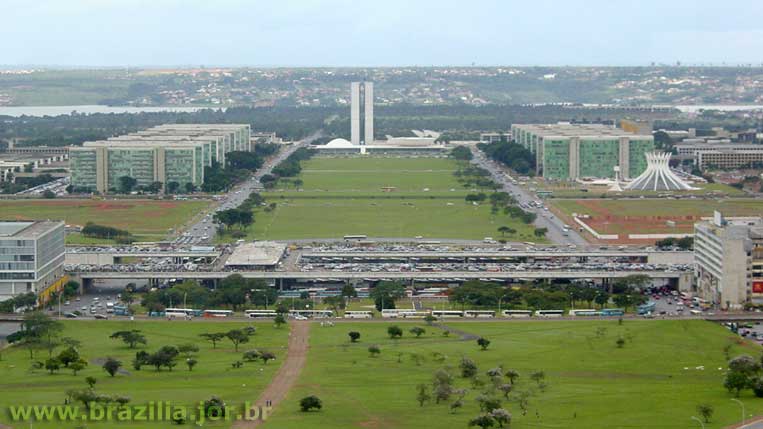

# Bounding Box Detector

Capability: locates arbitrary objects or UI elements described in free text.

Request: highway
[177,131,320,245]
[468,145,587,246]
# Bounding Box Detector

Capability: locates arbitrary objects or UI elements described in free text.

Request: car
[93,314,108,320]
[64,312,78,318]
[64,300,70,305]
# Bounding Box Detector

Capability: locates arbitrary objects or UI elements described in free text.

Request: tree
[460,357,478,378]
[387,325,403,339]
[533,227,548,238]
[505,369,519,385]
[274,314,287,328]
[410,327,426,338]
[370,281,405,311]
[69,359,87,375]
[42,189,56,199]
[243,350,261,362]
[186,358,198,371]
[490,408,511,428]
[476,394,502,413]
[57,346,80,367]
[226,329,249,352]
[166,181,180,194]
[299,395,322,412]
[322,295,346,313]
[594,291,610,308]
[85,376,97,389]
[22,312,63,359]
[200,332,226,349]
[416,384,431,407]
[45,357,61,374]
[696,403,713,423]
[616,337,626,348]
[110,330,146,349]
[498,383,513,398]
[424,314,437,325]
[118,176,138,193]
[260,351,276,364]
[178,343,199,357]
[348,331,361,343]
[530,370,546,386]
[724,371,749,397]
[477,337,491,350]
[468,413,495,429]
[103,357,122,377]
[341,284,358,299]
[497,226,515,237]
[368,344,381,357]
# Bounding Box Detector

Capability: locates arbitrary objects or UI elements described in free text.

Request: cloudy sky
[3,0,763,67]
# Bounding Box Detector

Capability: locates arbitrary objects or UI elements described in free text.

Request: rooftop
[0,220,63,238]
[225,241,287,267]
[513,123,652,139]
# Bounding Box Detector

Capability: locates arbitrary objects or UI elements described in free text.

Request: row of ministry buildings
[70,124,251,193]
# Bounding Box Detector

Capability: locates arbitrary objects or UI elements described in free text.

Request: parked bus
[534,310,564,318]
[106,302,114,313]
[637,302,657,315]
[245,310,278,319]
[113,305,130,316]
[344,311,374,319]
[165,308,202,318]
[381,309,418,318]
[600,308,625,317]
[502,310,532,318]
[464,310,496,318]
[432,310,464,318]
[568,309,599,317]
[203,310,234,318]
[343,235,368,240]
[289,309,333,319]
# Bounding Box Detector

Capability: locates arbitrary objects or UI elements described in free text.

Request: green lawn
[0,199,210,242]
[0,320,288,428]
[220,156,542,242]
[268,320,761,429]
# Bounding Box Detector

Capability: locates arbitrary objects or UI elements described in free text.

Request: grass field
[268,320,761,429]
[222,157,543,242]
[0,199,210,243]
[0,320,288,428]
[550,198,763,238]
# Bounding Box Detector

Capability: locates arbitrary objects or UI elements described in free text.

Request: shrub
[299,395,322,412]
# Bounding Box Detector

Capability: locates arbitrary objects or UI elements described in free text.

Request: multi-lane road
[176,132,320,245]
[469,145,587,246]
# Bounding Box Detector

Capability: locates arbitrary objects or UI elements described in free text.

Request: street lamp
[731,398,745,425]
[498,294,510,316]
[690,416,705,429]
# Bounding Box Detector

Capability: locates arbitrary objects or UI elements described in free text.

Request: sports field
[0,199,210,243]
[0,320,288,428]
[268,320,758,429]
[550,198,763,238]
[231,157,542,241]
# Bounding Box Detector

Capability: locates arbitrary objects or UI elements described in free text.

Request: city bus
[637,302,657,315]
[534,310,564,318]
[464,310,496,318]
[203,310,234,318]
[165,308,202,318]
[600,308,625,317]
[502,310,532,318]
[432,310,464,318]
[568,309,599,317]
[245,310,278,319]
[288,309,334,319]
[381,309,418,318]
[343,235,368,241]
[344,311,374,319]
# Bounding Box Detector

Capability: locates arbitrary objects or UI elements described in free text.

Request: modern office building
[694,212,763,310]
[673,142,763,170]
[0,220,66,302]
[69,124,250,193]
[350,82,374,145]
[510,123,655,180]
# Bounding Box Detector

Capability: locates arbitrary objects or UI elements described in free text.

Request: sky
[3,0,763,67]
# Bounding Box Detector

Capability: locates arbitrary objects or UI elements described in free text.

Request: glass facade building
[0,221,65,301]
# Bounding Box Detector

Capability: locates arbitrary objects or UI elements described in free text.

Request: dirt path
[432,322,479,341]
[233,321,310,428]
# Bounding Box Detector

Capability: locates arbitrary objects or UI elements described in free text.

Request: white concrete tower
[350,82,361,146]
[363,82,374,145]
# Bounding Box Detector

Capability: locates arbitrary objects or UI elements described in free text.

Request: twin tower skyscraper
[350,82,374,145]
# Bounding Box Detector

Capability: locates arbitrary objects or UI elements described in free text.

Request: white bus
[568,309,598,317]
[464,310,496,318]
[534,310,564,318]
[289,309,333,319]
[245,310,278,318]
[502,310,533,318]
[343,235,368,240]
[165,308,200,318]
[344,311,374,319]
[106,302,114,313]
[432,310,464,318]
[381,309,418,318]
[203,310,234,318]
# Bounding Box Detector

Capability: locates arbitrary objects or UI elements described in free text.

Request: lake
[0,105,226,117]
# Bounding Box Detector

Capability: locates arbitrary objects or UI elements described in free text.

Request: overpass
[66,249,221,265]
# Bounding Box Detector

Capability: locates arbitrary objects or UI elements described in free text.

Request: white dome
[325,138,354,148]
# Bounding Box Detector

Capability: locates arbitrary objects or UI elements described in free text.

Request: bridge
[65,249,221,265]
[71,269,689,281]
